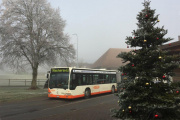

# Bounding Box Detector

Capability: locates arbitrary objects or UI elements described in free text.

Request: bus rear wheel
[84,89,91,98]
[111,86,115,94]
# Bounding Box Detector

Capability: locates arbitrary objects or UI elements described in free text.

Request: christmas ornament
[169,43,171,46]
[145,14,148,17]
[156,37,159,40]
[129,110,132,113]
[176,90,179,94]
[122,73,124,76]
[158,56,162,59]
[157,20,160,22]
[132,64,134,67]
[128,106,132,109]
[163,75,166,79]
[144,39,147,42]
[155,114,159,118]
[134,37,136,39]
[146,82,149,85]
[127,46,129,48]
[122,109,125,112]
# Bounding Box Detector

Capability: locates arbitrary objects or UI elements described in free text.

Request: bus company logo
[93,86,100,89]
[52,68,69,73]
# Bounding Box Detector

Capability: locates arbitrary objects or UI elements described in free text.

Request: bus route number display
[51,68,69,73]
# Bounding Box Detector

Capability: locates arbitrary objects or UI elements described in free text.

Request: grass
[0,87,47,103]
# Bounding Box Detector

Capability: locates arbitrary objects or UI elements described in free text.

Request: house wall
[173,68,180,82]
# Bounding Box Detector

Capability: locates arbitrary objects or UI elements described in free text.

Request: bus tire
[111,86,115,94]
[84,88,91,99]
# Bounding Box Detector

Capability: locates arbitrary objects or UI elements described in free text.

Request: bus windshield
[49,73,69,89]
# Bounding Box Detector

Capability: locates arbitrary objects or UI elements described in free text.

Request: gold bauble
[144,40,147,42]
[146,82,149,85]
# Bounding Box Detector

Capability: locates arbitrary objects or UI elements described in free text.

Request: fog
[48,0,180,63]
[0,0,180,74]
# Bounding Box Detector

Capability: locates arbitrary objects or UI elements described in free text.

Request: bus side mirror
[46,71,50,78]
[46,74,49,78]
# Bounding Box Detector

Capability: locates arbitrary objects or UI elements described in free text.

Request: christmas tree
[113,1,180,119]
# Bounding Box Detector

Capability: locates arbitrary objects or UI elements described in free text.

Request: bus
[47,67,121,99]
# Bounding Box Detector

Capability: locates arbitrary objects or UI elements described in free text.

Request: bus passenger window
[105,75,110,83]
[112,75,117,83]
[87,75,93,85]
[71,74,81,90]
[93,75,98,84]
[82,75,86,85]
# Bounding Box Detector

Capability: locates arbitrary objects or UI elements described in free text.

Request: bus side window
[112,75,117,83]
[105,74,110,83]
[82,75,86,85]
[109,75,113,83]
[77,74,82,85]
[87,74,93,85]
[93,74,98,84]
[72,74,81,89]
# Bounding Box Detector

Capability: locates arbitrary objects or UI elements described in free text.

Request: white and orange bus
[47,67,121,99]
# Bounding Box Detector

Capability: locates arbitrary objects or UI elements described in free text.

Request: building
[161,37,180,82]
[91,48,132,70]
[92,37,180,82]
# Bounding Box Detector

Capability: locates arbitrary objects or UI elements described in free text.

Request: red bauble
[134,37,136,39]
[163,75,166,78]
[176,91,179,94]
[145,14,148,17]
[127,46,129,48]
[122,73,124,76]
[156,37,159,40]
[155,114,159,118]
[132,64,134,67]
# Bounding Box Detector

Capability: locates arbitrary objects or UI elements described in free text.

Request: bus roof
[50,67,117,72]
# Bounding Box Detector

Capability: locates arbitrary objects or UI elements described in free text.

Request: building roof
[91,48,132,70]
[161,40,180,54]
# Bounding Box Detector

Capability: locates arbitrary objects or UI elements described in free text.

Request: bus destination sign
[51,68,69,73]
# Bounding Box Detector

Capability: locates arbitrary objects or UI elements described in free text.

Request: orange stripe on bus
[48,89,116,99]
[48,94,84,99]
[91,90,111,95]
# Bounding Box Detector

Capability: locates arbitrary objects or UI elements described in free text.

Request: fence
[0,79,47,87]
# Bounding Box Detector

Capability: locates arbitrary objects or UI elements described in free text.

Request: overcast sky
[1,0,180,64]
[47,0,180,63]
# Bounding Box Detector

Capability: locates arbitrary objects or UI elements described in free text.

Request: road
[0,93,119,120]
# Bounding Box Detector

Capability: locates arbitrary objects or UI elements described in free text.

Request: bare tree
[0,0,75,89]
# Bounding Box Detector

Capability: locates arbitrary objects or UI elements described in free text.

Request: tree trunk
[30,67,38,89]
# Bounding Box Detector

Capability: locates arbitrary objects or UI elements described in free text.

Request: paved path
[0,93,119,120]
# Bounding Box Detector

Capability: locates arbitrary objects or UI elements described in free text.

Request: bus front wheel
[84,89,91,98]
[111,86,115,94]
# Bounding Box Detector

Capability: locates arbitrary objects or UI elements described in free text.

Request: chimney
[178,36,180,41]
